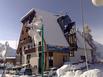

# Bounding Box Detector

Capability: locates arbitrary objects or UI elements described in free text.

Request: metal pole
[41,25,44,77]
[80,0,89,70]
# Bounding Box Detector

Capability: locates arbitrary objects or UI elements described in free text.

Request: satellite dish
[92,0,103,6]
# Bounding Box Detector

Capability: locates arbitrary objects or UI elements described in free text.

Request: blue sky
[0,0,103,43]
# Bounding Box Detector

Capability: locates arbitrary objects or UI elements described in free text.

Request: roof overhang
[21,8,36,23]
[47,44,69,53]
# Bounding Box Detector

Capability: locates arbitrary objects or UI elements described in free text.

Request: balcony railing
[24,48,36,54]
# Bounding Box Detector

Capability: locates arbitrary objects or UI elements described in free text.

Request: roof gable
[21,8,69,47]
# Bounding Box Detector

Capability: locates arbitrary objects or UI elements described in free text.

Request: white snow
[62,71,75,77]
[56,62,86,77]
[57,68,103,77]
[74,70,82,77]
[56,65,69,77]
[0,40,18,49]
[80,69,103,77]
[0,42,16,59]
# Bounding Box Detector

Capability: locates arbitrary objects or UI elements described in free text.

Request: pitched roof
[5,46,16,58]
[21,8,69,47]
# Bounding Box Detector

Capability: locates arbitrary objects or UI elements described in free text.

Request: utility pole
[80,0,89,70]
[41,25,44,77]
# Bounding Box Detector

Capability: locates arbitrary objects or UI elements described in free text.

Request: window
[28,45,30,49]
[27,54,31,59]
[24,46,26,50]
[63,55,67,62]
[24,38,26,40]
[28,36,32,42]
[27,54,31,64]
[81,56,86,62]
[38,42,42,51]
[69,51,74,57]
[39,41,41,45]
[49,52,53,67]
[19,48,22,51]
[26,28,28,32]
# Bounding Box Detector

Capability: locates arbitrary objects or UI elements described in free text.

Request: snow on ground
[59,69,103,77]
[61,71,75,77]
[57,63,103,77]
[56,62,86,77]
[74,70,82,77]
[80,69,103,77]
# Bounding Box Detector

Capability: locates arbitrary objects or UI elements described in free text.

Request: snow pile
[61,70,82,77]
[74,70,82,77]
[61,71,75,77]
[59,69,103,77]
[56,62,86,77]
[56,65,69,77]
[80,69,103,77]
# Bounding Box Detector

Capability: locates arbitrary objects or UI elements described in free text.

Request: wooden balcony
[24,48,36,54]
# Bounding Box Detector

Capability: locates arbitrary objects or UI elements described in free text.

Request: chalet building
[16,8,93,74]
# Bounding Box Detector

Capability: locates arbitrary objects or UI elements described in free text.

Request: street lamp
[28,16,44,77]
[92,0,103,6]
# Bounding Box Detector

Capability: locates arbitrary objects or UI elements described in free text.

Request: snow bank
[74,70,82,77]
[80,69,103,77]
[61,71,75,77]
[56,62,86,77]
[61,70,82,77]
[60,69,102,77]
[56,65,69,77]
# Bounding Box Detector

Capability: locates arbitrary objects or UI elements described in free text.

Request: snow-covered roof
[21,8,69,47]
[76,31,92,49]
[21,8,35,22]
[0,43,16,59]
[5,46,16,58]
[0,43,4,52]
